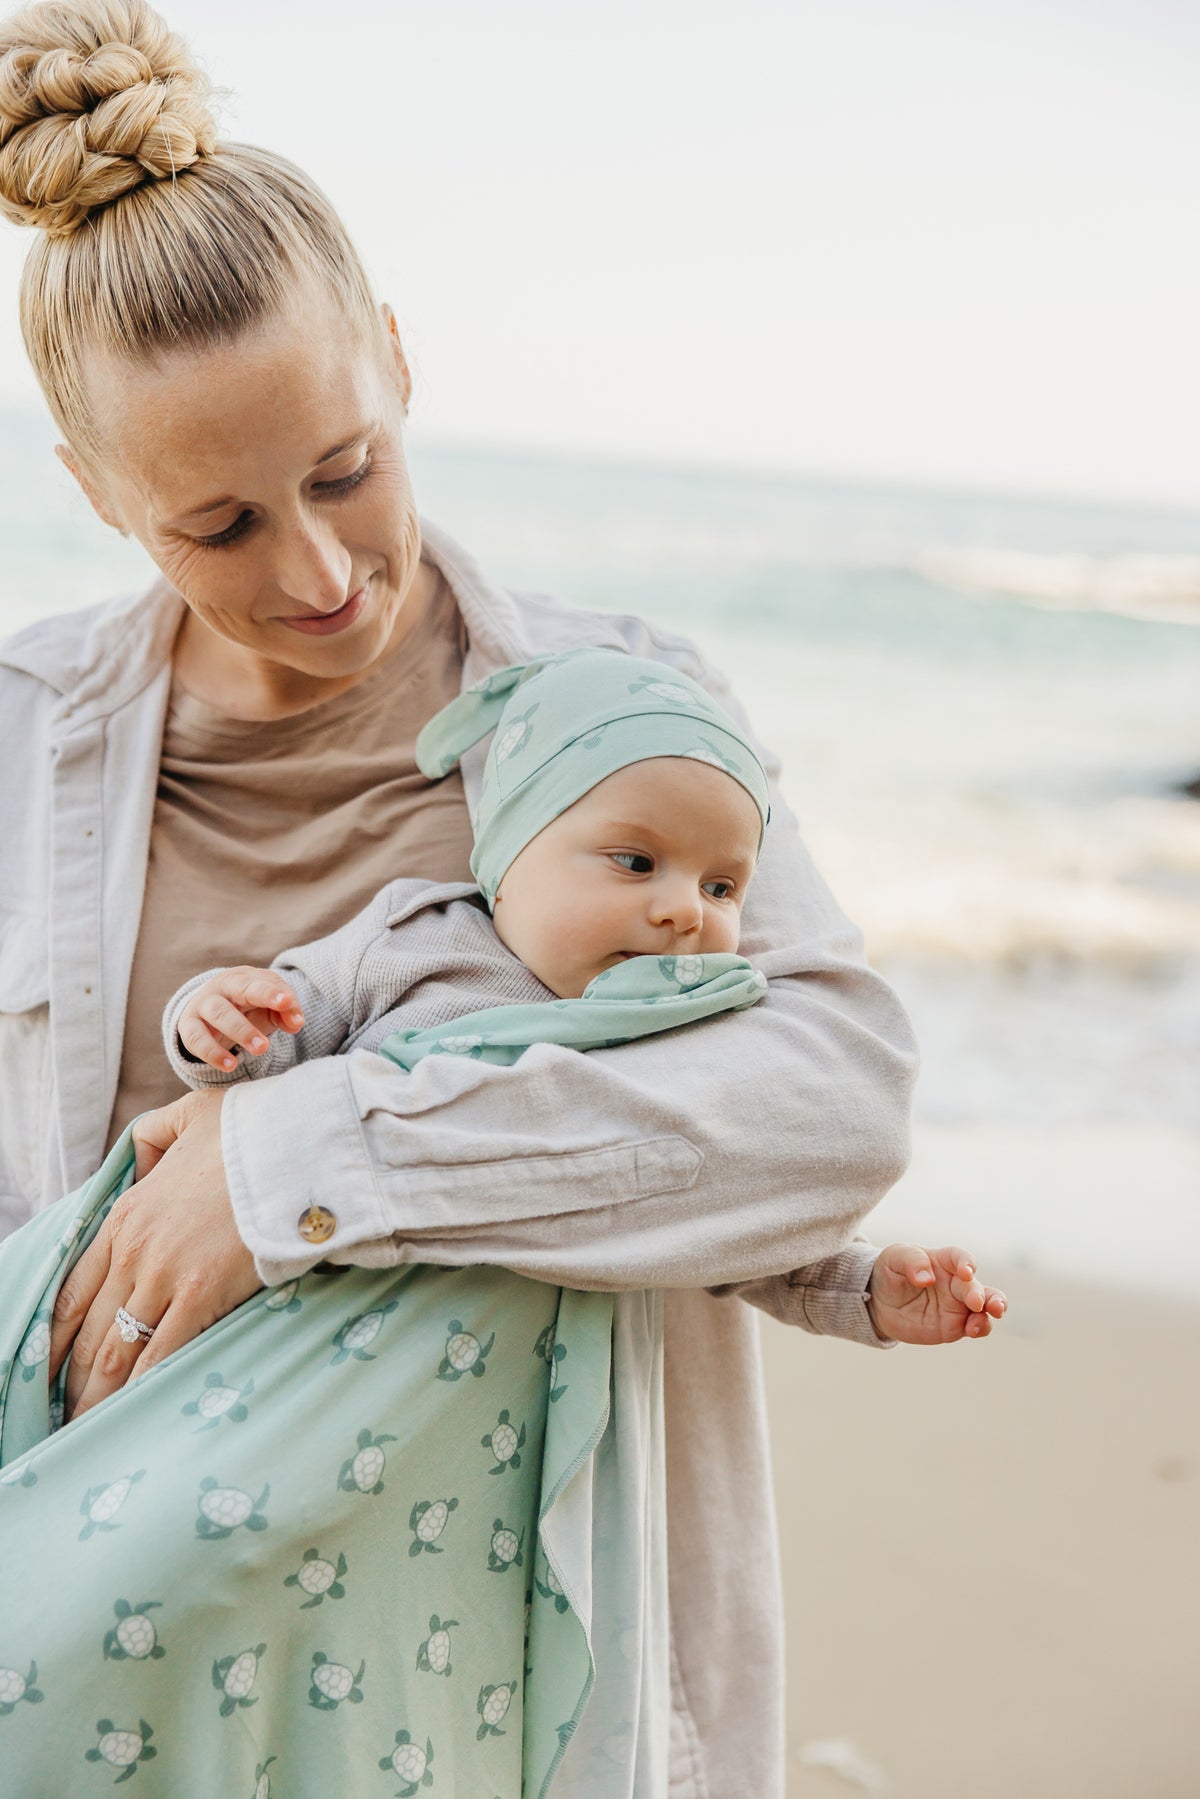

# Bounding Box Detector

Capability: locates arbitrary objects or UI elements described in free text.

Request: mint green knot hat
[416,647,771,905]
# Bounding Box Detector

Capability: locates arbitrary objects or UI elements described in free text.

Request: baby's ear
[55,444,127,535]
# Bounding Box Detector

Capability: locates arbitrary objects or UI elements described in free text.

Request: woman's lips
[279,588,366,636]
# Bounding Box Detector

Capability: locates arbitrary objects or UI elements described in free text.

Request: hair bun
[0,0,215,236]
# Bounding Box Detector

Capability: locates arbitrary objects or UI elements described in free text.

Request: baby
[166,647,1005,1343]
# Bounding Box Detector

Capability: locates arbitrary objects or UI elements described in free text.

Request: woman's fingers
[132,1095,194,1180]
[67,1278,166,1418]
[48,1225,112,1382]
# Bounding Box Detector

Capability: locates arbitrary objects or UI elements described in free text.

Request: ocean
[3,412,1197,1287]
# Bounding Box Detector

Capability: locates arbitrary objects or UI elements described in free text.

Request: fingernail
[252,1036,267,1052]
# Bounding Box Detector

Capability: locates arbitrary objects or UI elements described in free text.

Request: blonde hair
[0,0,382,461]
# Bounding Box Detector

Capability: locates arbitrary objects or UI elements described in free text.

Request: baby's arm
[161,880,414,1090]
[727,1242,1006,1347]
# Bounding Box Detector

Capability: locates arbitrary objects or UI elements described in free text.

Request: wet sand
[762,1264,1200,1798]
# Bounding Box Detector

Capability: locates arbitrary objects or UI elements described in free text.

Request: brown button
[297,1204,336,1244]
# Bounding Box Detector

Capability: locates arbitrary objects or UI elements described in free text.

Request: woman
[0,2,918,1793]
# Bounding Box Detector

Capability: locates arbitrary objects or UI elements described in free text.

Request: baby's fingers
[178,1008,242,1072]
[190,991,271,1060]
[217,969,304,1026]
[885,1245,937,1289]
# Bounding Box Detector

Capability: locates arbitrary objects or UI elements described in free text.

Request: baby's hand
[177,968,306,1072]
[867,1244,1007,1346]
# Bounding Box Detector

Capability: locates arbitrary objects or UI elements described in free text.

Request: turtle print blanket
[0,953,764,1797]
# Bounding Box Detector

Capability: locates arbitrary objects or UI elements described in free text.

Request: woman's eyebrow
[162,423,379,524]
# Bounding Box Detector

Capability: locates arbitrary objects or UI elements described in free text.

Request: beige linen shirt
[0,520,917,1798]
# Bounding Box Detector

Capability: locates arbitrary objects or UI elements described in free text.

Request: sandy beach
[764,1253,1200,1798]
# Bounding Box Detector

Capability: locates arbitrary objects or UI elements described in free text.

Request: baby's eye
[702,880,736,900]
[611,852,654,874]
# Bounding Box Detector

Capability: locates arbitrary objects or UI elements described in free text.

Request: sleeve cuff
[221,1057,392,1286]
[731,1242,897,1348]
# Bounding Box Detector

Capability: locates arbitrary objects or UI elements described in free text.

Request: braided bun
[0,0,215,236]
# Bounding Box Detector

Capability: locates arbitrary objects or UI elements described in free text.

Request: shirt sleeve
[220,645,919,1303]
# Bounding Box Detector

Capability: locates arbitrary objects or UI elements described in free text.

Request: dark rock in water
[1180,773,1200,800]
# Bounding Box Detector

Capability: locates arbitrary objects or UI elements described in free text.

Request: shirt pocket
[0,906,52,1222]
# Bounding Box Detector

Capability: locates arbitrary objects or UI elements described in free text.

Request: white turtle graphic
[84,1717,156,1782]
[284,1546,348,1608]
[488,1517,524,1573]
[0,1661,42,1714]
[434,1033,484,1056]
[330,1300,398,1365]
[416,1614,458,1676]
[481,1408,526,1475]
[308,1651,365,1709]
[536,1560,571,1614]
[408,1495,458,1556]
[0,1459,37,1489]
[685,739,740,774]
[212,1643,266,1717]
[476,1679,517,1739]
[437,1319,494,1382]
[629,676,706,707]
[493,703,539,764]
[17,1315,50,1380]
[104,1599,165,1662]
[181,1370,255,1429]
[262,1280,302,1313]
[79,1470,145,1541]
[659,953,707,988]
[532,1322,568,1402]
[253,1757,277,1799]
[338,1428,397,1495]
[196,1478,270,1538]
[379,1730,434,1795]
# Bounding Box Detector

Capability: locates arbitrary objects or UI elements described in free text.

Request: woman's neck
[171,560,443,721]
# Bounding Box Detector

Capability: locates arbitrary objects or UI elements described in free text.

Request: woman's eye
[315,458,372,497]
[702,880,735,900]
[612,852,654,874]
[195,511,253,550]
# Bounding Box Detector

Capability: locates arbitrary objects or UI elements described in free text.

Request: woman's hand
[866,1243,1007,1345]
[47,1089,263,1419]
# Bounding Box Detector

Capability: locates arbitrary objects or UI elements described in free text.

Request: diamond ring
[115,1306,155,1345]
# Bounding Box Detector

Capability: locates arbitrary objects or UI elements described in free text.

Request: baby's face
[492,757,761,998]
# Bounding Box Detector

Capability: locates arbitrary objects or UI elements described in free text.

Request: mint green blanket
[0,954,763,1797]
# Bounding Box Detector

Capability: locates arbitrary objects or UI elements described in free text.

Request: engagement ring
[115,1306,155,1344]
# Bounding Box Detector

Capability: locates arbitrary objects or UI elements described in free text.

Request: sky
[0,0,1197,508]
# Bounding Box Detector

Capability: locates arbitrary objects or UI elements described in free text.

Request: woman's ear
[380,303,413,415]
[55,443,127,535]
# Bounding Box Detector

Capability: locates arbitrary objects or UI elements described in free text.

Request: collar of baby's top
[382,879,486,930]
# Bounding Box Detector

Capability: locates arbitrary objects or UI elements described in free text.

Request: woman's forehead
[92,318,388,503]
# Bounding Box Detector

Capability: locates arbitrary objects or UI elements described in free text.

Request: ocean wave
[914,547,1200,625]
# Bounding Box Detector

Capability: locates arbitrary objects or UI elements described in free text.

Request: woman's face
[72,286,427,697]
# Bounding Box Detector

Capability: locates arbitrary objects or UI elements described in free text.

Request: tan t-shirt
[108,573,476,1144]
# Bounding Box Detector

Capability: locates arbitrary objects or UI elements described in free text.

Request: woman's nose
[271,513,353,613]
